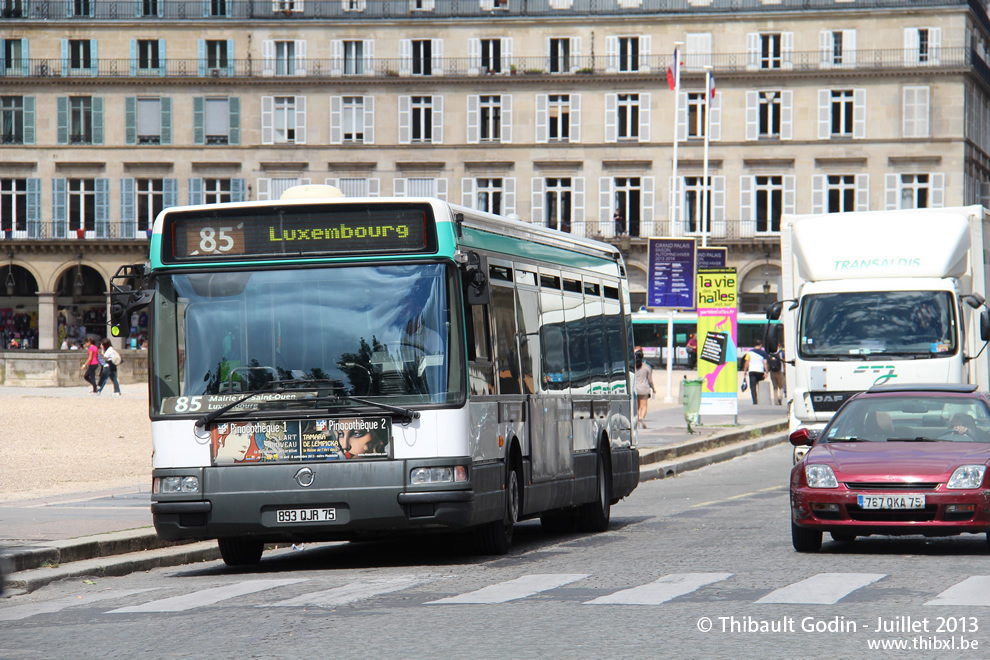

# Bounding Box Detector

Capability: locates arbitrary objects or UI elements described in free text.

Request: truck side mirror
[764,323,781,354]
[982,310,990,343]
[765,300,783,321]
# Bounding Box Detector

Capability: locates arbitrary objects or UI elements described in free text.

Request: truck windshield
[151,263,464,415]
[799,291,957,359]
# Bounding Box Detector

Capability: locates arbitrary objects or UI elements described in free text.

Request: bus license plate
[857,494,925,510]
[276,508,336,524]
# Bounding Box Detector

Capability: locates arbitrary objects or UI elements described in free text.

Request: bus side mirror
[764,323,781,354]
[108,264,154,338]
[982,310,990,343]
[461,251,490,306]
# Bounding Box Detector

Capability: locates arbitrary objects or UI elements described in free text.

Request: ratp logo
[854,365,898,387]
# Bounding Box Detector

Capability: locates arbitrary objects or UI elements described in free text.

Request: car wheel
[217,538,264,566]
[830,532,856,543]
[792,523,822,552]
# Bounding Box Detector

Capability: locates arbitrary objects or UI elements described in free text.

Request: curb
[639,431,789,482]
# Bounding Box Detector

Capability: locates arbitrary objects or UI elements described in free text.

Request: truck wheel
[791,523,822,552]
[218,538,264,566]
[476,460,520,555]
[577,444,611,533]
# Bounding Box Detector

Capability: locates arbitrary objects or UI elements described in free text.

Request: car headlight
[805,464,839,489]
[947,465,987,490]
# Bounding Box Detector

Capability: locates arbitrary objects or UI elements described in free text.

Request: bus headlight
[155,476,201,494]
[410,466,468,485]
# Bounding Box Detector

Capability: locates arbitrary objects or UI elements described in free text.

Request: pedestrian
[81,337,99,393]
[767,341,786,406]
[742,339,769,405]
[613,210,625,236]
[686,333,698,370]
[97,338,122,396]
[634,347,655,429]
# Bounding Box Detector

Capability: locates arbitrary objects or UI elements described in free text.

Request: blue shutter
[52,178,67,239]
[26,179,41,238]
[227,39,235,75]
[92,96,103,145]
[125,97,137,144]
[95,179,110,238]
[57,97,68,144]
[164,179,178,209]
[193,97,205,145]
[189,178,203,205]
[23,97,35,145]
[21,39,28,77]
[61,39,68,76]
[121,178,135,238]
[0,40,6,77]
[202,0,209,17]
[228,97,240,145]
[231,178,245,202]
[198,40,205,77]
[129,40,136,77]
[90,40,98,76]
[159,39,166,77]
[160,97,171,145]
[135,0,141,18]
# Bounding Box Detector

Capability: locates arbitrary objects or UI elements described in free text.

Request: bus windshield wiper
[334,395,421,424]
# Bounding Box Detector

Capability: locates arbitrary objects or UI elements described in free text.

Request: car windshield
[823,395,990,443]
[151,263,464,414]
[799,291,957,359]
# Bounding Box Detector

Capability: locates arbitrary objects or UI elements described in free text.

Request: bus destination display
[166,206,433,261]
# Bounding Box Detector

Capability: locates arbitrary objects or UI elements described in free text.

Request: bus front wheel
[476,459,520,555]
[577,444,611,533]
[218,538,264,566]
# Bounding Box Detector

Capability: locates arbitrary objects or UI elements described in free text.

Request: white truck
[767,206,990,462]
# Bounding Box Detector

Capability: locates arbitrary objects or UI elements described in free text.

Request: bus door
[533,272,573,481]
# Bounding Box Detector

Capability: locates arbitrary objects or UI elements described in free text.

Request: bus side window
[491,285,522,395]
[467,305,495,396]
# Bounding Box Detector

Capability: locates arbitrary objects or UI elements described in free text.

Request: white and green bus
[111,185,640,566]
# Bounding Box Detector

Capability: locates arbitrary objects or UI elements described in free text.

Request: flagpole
[701,65,712,249]
[669,43,682,238]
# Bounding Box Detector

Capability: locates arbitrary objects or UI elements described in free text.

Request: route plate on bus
[276,508,337,524]
[856,494,925,509]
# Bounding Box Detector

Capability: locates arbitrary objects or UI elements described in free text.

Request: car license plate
[276,508,336,524]
[857,494,925,509]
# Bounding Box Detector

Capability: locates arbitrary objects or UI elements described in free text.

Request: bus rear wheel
[218,538,264,566]
[476,460,520,555]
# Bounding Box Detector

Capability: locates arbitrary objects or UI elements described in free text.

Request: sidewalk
[0,376,789,595]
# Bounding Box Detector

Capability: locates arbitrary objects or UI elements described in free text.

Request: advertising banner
[697,246,727,269]
[696,268,738,416]
[647,238,696,308]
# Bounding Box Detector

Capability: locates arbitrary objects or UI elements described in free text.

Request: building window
[1,97,24,145]
[549,38,570,73]
[343,41,364,75]
[755,176,784,232]
[918,28,931,63]
[687,92,708,139]
[412,40,432,76]
[342,96,365,142]
[137,179,163,231]
[903,86,929,138]
[275,41,295,76]
[73,0,90,17]
[274,96,297,143]
[0,178,27,233]
[761,33,782,69]
[206,41,228,69]
[68,179,96,232]
[336,178,373,196]
[549,94,570,141]
[481,38,501,74]
[142,0,158,16]
[476,178,503,215]
[273,0,301,12]
[617,94,640,140]
[3,39,25,74]
[69,40,92,70]
[205,98,230,144]
[209,0,226,16]
[69,97,93,144]
[829,31,844,65]
[759,91,781,137]
[545,177,572,233]
[343,0,366,12]
[613,177,641,237]
[830,90,854,136]
[480,95,501,142]
[204,178,231,204]
[618,36,639,72]
[411,96,432,143]
[898,174,930,209]
[136,98,161,145]
[826,174,856,212]
[684,176,712,234]
[2,0,25,17]
[138,40,160,71]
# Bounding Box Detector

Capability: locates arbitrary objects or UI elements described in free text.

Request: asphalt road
[5,443,990,659]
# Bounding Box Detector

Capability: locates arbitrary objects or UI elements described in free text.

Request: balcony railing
[2,224,153,240]
[0,0,975,20]
[0,48,975,79]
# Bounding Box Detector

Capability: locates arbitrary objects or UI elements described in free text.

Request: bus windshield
[152,263,464,414]
[799,290,957,359]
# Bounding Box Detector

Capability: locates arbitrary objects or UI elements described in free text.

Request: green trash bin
[681,378,703,432]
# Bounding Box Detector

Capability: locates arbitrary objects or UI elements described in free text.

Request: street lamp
[73,255,84,300]
[4,251,13,296]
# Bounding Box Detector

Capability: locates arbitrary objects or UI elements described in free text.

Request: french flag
[666,47,680,91]
[707,73,716,102]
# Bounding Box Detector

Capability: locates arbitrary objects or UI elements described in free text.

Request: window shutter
[160,97,172,145]
[398,96,410,144]
[746,33,760,70]
[781,90,793,140]
[599,176,612,235]
[94,179,109,238]
[432,39,443,76]
[713,176,726,230]
[121,177,135,237]
[855,174,870,211]
[125,97,137,145]
[606,36,618,73]
[231,179,245,202]
[262,40,274,77]
[783,175,796,214]
[885,173,898,210]
[467,95,479,144]
[573,176,586,232]
[532,177,544,225]
[669,176,683,234]
[261,96,274,144]
[23,96,35,145]
[363,95,374,144]
[227,39,235,75]
[330,96,343,144]
[677,91,688,141]
[640,35,651,73]
[819,30,833,69]
[432,95,443,144]
[157,39,165,78]
[504,177,516,215]
[709,91,721,141]
[164,179,178,209]
[462,178,475,207]
[295,40,307,76]
[918,85,930,138]
[782,32,794,70]
[189,178,203,205]
[394,178,406,196]
[642,175,655,233]
[904,28,919,66]
[818,89,830,139]
[638,92,650,143]
[129,39,136,77]
[570,37,581,73]
[844,30,857,67]
[400,40,411,76]
[745,91,758,140]
[193,97,205,145]
[502,37,512,73]
[605,93,617,143]
[294,95,306,144]
[26,179,41,238]
[91,40,99,77]
[930,27,942,65]
[535,94,548,143]
[811,175,825,214]
[853,89,866,139]
[229,97,240,145]
[436,178,447,201]
[368,178,380,197]
[570,94,581,143]
[57,96,68,144]
[501,94,512,144]
[331,40,343,77]
[92,97,103,145]
[257,178,270,201]
[467,38,479,75]
[62,38,69,75]
[198,40,206,77]
[740,175,754,235]
[932,172,945,208]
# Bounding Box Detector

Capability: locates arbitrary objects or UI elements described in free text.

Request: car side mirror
[789,428,817,447]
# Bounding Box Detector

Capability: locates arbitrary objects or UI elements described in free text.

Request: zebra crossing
[5,571,990,621]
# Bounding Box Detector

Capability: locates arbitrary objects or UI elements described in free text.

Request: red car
[790,384,990,552]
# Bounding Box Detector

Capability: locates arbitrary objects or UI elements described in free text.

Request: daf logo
[293,467,315,488]
[812,394,846,403]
